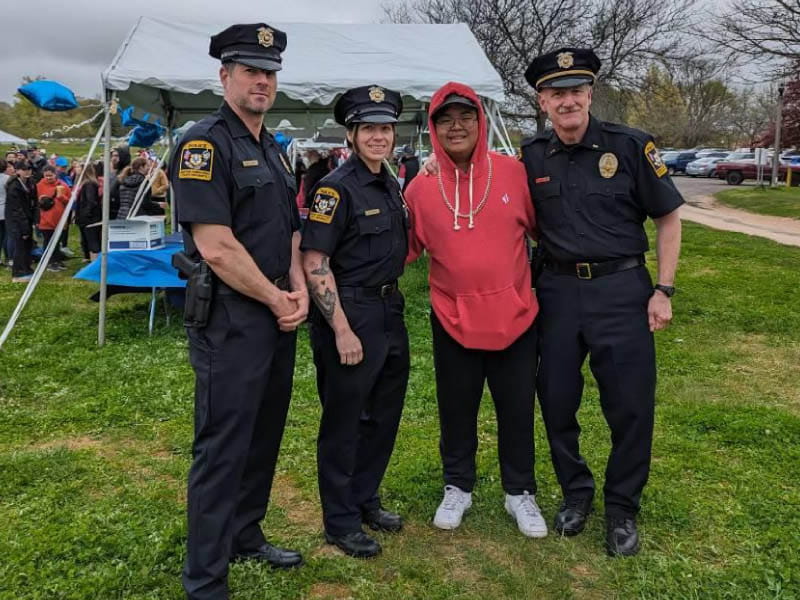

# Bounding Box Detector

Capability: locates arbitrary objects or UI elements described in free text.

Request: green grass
[716,185,800,219]
[1,222,799,600]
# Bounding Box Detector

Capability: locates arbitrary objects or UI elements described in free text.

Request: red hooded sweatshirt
[405,82,537,350]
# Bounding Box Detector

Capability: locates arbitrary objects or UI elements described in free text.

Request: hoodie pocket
[454,284,529,341]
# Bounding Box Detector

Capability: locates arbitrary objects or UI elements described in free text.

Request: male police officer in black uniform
[301,86,410,559]
[171,23,308,599]
[521,48,683,556]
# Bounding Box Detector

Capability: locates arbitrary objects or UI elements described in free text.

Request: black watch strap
[654,284,676,298]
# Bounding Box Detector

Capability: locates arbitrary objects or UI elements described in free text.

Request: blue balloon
[128,124,163,148]
[18,80,79,111]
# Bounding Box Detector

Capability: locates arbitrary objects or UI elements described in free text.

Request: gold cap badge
[599,152,619,178]
[557,52,574,69]
[257,27,274,48]
[369,86,386,103]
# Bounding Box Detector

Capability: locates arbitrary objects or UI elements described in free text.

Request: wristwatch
[654,284,676,298]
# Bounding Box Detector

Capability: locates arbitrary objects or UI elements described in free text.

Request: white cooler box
[108,216,166,251]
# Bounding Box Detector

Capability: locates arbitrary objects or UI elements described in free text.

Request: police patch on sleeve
[309,187,340,224]
[179,140,214,181]
[644,141,667,178]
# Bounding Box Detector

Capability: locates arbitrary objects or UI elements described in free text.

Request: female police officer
[301,85,409,559]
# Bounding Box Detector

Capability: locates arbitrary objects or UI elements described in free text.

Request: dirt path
[670,178,800,247]
[680,194,800,247]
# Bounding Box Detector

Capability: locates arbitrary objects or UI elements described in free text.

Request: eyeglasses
[435,114,478,129]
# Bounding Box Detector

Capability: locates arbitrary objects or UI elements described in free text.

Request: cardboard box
[108,216,166,251]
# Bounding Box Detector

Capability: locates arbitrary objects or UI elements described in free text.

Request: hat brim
[433,97,478,119]
[537,75,594,90]
[229,57,283,72]
[351,113,398,124]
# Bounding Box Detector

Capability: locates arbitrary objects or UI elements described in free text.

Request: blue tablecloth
[74,242,186,288]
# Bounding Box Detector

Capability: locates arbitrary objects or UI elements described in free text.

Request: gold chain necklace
[436,155,493,228]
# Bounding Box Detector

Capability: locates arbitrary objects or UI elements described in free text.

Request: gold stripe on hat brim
[536,69,596,89]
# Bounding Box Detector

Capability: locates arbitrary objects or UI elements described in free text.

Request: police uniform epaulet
[600,121,650,146]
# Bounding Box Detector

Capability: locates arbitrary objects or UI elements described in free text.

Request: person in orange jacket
[35,165,70,271]
[405,82,546,538]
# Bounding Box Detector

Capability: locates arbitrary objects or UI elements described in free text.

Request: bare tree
[712,0,800,77]
[383,0,697,130]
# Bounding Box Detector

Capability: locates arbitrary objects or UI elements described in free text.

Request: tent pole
[99,93,114,346]
[166,112,177,233]
[0,110,108,351]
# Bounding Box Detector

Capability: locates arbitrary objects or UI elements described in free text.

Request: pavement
[672,176,800,247]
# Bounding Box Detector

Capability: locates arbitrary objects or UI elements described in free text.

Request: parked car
[685,154,729,177]
[663,151,697,175]
[714,154,793,185]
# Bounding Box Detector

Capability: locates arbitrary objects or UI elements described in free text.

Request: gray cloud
[0,0,388,103]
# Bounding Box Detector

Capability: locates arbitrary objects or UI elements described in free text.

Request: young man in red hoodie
[405,82,546,538]
[36,165,70,271]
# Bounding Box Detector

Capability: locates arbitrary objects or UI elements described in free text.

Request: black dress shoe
[363,507,403,533]
[554,496,593,536]
[231,542,304,568]
[325,530,382,558]
[605,516,640,557]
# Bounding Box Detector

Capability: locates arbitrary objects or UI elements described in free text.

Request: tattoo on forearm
[311,257,330,276]
[311,283,336,322]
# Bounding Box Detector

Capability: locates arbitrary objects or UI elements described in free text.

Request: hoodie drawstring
[468,163,475,230]
[453,169,461,231]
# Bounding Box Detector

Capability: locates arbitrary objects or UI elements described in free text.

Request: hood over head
[428,82,488,180]
[113,146,131,172]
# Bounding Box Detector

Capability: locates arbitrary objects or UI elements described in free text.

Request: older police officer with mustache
[521,48,683,557]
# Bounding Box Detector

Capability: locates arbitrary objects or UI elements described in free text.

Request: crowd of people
[0,145,169,282]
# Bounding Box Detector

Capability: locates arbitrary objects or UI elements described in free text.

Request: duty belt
[339,281,398,299]
[545,255,645,280]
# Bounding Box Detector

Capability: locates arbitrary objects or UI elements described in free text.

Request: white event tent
[3,18,514,347]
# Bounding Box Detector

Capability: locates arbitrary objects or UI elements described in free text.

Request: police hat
[431,93,478,121]
[209,23,287,72]
[524,48,601,91]
[334,86,403,127]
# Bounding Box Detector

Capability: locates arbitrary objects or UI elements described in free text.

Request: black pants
[536,266,656,518]
[310,290,409,536]
[11,231,32,277]
[41,229,65,265]
[79,225,101,256]
[0,220,8,263]
[431,310,538,495]
[182,295,297,600]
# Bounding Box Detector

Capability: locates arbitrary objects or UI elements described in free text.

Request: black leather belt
[339,281,398,299]
[545,255,645,280]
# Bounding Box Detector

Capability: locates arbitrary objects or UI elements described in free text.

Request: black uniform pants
[11,232,32,277]
[536,265,656,518]
[431,310,538,495]
[182,295,297,600]
[310,290,409,536]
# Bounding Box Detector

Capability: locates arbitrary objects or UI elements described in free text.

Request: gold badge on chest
[598,152,618,178]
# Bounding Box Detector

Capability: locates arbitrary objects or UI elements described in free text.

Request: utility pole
[771,83,785,187]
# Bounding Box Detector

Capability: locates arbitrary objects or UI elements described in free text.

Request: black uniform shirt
[171,102,300,280]
[300,154,408,288]
[521,115,684,262]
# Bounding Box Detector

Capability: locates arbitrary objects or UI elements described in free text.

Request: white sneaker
[505,491,548,538]
[433,485,472,530]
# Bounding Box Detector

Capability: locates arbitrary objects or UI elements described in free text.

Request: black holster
[530,243,546,289]
[172,251,214,328]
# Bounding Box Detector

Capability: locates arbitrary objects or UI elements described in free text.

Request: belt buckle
[576,263,592,279]
[379,283,394,297]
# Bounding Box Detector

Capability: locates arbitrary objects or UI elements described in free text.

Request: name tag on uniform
[535,176,550,184]
[242,159,259,167]
[364,208,381,216]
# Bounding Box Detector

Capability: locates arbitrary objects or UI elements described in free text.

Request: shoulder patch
[644,141,667,178]
[179,140,214,181]
[309,187,341,224]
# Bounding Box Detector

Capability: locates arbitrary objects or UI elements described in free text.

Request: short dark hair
[42,165,56,174]
[0,159,6,172]
[14,160,31,171]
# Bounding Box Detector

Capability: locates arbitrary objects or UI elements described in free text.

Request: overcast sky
[0,0,391,103]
